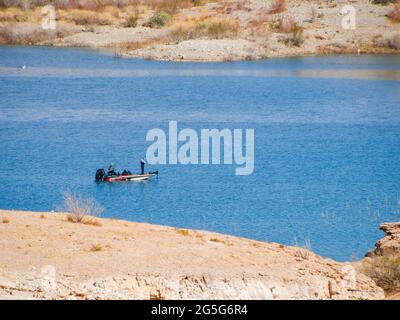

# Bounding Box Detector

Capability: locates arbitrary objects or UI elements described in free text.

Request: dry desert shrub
[294,239,312,260]
[269,15,304,46]
[113,37,161,50]
[268,0,285,14]
[1,217,10,223]
[290,24,304,46]
[0,6,45,23]
[294,248,311,259]
[63,191,103,225]
[362,254,400,293]
[57,8,118,25]
[203,17,239,39]
[0,23,53,44]
[145,10,171,28]
[388,1,400,22]
[268,15,293,32]
[150,0,192,15]
[372,33,400,50]
[210,236,224,243]
[176,228,190,236]
[125,13,138,27]
[371,0,396,4]
[90,243,103,252]
[388,33,400,49]
[149,289,165,300]
[164,16,239,42]
[279,15,295,33]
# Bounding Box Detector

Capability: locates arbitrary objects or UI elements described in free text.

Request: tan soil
[0,209,384,300]
[62,0,400,61]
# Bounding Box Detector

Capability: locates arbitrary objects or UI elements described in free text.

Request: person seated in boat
[140,159,146,175]
[107,163,116,176]
[121,169,131,176]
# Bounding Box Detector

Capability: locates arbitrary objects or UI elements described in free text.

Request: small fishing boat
[104,172,157,182]
[95,168,158,183]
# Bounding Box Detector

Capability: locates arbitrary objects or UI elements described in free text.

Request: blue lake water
[1,46,400,261]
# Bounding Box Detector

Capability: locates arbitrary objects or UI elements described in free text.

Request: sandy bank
[0,209,384,300]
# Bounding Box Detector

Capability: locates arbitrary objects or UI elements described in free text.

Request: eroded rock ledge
[367,222,400,257]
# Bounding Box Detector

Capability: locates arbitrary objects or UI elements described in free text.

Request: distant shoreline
[1,0,399,62]
[2,38,399,63]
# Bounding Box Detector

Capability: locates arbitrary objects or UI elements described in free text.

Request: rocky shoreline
[366,222,400,257]
[1,0,399,62]
[0,209,393,300]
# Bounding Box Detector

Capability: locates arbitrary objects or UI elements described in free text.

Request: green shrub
[146,11,171,28]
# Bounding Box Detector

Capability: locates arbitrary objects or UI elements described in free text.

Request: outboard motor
[95,168,105,182]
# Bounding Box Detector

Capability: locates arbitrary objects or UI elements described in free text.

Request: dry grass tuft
[294,239,312,260]
[290,24,304,46]
[176,228,190,236]
[205,18,239,39]
[149,289,165,300]
[1,217,10,224]
[149,16,240,44]
[294,247,311,259]
[83,218,102,227]
[210,236,225,243]
[0,7,42,23]
[90,243,103,252]
[268,0,285,14]
[125,14,138,27]
[64,191,103,224]
[112,37,161,50]
[161,0,192,15]
[270,15,304,47]
[278,15,295,33]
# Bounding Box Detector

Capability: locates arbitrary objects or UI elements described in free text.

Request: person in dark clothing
[108,163,116,176]
[140,159,146,175]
